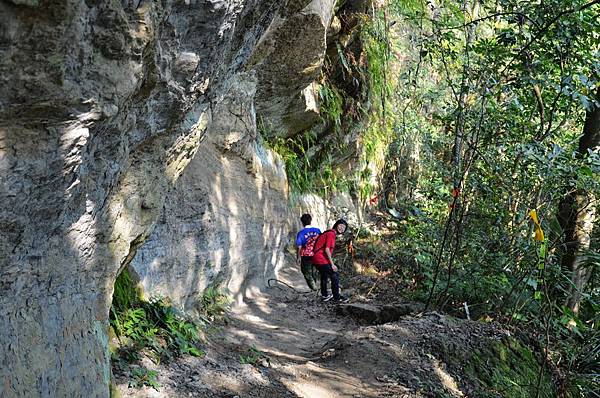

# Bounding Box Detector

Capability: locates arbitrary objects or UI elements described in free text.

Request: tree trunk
[558,86,600,314]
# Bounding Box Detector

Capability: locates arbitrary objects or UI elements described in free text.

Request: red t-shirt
[311,230,336,265]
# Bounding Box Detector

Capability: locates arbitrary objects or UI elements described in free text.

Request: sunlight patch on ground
[262,349,308,362]
[243,314,277,325]
[230,329,257,341]
[286,382,339,398]
[232,295,273,315]
[310,326,346,336]
[281,362,367,398]
[433,360,464,397]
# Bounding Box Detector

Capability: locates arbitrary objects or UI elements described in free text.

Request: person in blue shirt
[295,214,321,290]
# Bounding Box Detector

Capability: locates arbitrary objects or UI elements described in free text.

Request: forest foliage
[270,0,599,396]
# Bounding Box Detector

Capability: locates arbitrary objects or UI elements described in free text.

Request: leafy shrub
[239,346,270,367]
[129,367,160,390]
[110,269,204,364]
[565,330,600,398]
[318,82,344,131]
[197,285,232,323]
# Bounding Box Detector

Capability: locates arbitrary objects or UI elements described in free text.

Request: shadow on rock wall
[130,73,293,313]
[0,0,285,396]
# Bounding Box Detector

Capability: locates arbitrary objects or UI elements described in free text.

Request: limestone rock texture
[130,0,336,313]
[130,74,292,311]
[251,0,336,136]
[293,191,361,232]
[0,0,335,396]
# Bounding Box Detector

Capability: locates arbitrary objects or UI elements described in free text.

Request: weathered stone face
[252,0,337,136]
[0,0,303,396]
[128,0,339,318]
[130,74,292,312]
[1,0,339,395]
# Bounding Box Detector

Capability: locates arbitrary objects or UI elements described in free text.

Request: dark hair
[332,219,348,231]
[300,214,312,226]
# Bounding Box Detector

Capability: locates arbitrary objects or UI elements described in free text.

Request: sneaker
[333,295,349,303]
[321,294,333,302]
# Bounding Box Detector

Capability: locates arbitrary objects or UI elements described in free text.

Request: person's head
[332,219,348,235]
[300,213,312,226]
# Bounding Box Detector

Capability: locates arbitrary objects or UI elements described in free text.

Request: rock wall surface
[293,191,361,232]
[251,0,336,135]
[130,0,336,313]
[130,75,292,311]
[0,0,338,396]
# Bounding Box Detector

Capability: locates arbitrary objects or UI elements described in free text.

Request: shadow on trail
[209,263,480,398]
[198,263,380,398]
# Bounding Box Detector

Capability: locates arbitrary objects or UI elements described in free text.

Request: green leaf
[579,165,594,177]
[526,278,538,290]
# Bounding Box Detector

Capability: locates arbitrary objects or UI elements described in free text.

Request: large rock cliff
[130,0,336,314]
[0,0,334,396]
[129,74,292,311]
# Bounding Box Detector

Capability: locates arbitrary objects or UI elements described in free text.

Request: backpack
[311,229,334,256]
[298,227,321,257]
[304,234,318,256]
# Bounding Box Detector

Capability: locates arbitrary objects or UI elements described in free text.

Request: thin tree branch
[500,0,600,76]
[439,11,542,31]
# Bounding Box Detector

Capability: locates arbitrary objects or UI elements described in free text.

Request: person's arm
[324,247,337,272]
[295,231,304,264]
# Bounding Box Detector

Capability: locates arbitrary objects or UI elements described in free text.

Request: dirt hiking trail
[116,261,513,398]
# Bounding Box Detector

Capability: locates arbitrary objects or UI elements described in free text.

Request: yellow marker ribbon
[529,210,545,242]
[530,210,547,301]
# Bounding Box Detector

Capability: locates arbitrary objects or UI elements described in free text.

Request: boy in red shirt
[312,219,349,302]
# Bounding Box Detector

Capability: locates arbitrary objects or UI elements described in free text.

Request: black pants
[318,264,340,300]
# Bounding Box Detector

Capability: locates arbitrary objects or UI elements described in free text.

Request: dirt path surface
[116,263,510,397]
[116,263,374,397]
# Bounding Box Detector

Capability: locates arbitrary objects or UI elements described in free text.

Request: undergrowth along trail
[116,257,555,398]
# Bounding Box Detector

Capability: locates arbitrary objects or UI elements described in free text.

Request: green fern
[110,270,205,365]
[198,285,233,323]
